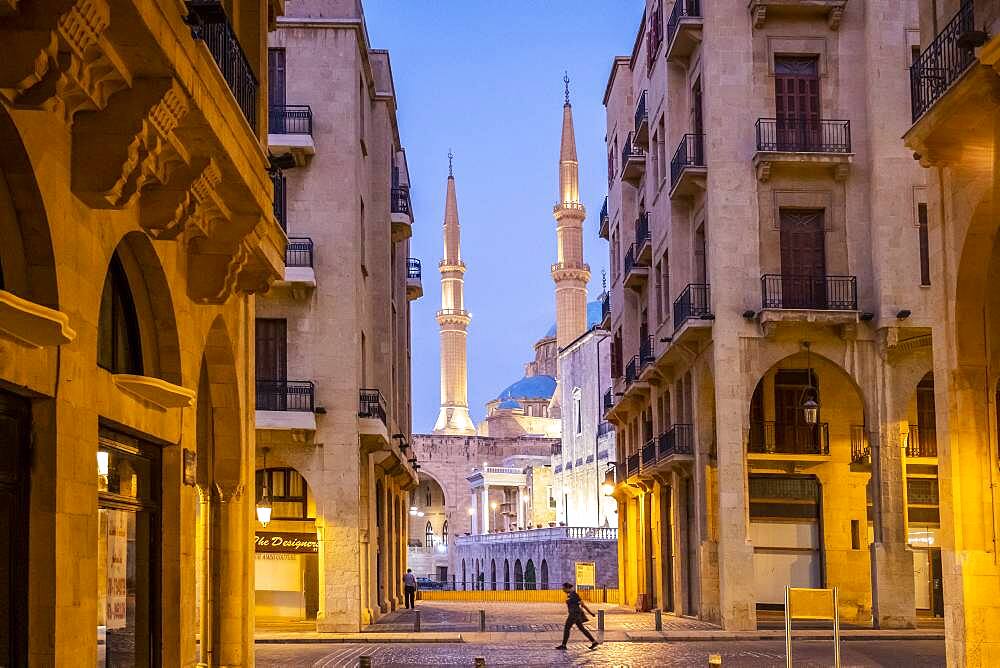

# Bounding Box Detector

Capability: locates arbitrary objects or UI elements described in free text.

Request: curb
[254,631,945,644]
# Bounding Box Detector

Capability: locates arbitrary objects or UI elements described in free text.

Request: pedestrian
[403,568,418,609]
[556,582,599,651]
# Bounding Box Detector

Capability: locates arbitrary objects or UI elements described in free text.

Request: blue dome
[544,300,604,338]
[497,399,523,410]
[497,375,557,401]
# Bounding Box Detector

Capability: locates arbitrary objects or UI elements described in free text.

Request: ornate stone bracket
[0,289,76,347]
[214,481,245,503]
[141,159,232,240]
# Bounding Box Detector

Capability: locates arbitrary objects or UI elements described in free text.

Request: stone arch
[503,559,510,590]
[540,559,549,590]
[197,316,242,488]
[461,559,467,589]
[490,559,496,590]
[415,471,448,511]
[525,559,536,590]
[745,343,870,412]
[107,231,182,384]
[514,559,523,590]
[0,107,58,308]
[953,187,1000,368]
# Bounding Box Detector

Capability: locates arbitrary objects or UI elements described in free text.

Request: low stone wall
[451,537,618,590]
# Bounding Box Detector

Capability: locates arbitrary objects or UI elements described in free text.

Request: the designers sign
[255,531,319,553]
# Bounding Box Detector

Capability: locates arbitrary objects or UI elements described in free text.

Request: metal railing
[286,237,313,267]
[641,438,657,467]
[455,526,617,546]
[626,452,640,477]
[755,118,851,153]
[598,421,614,437]
[639,335,655,367]
[634,90,648,133]
[636,212,650,248]
[270,170,286,230]
[910,1,976,121]
[601,291,610,323]
[407,258,422,280]
[621,131,644,170]
[600,196,609,225]
[748,421,830,455]
[256,380,314,412]
[269,105,313,135]
[658,424,694,459]
[624,356,640,385]
[761,274,858,310]
[358,388,387,425]
[667,0,701,48]
[673,283,712,329]
[185,1,258,128]
[624,243,648,278]
[391,185,411,216]
[603,388,614,413]
[851,425,871,464]
[906,426,937,458]
[670,133,705,189]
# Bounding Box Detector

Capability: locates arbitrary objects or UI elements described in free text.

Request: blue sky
[363,2,642,432]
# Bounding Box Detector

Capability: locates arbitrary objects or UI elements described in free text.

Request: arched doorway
[524,559,536,590]
[514,560,523,590]
[490,559,497,590]
[540,559,549,590]
[461,559,467,590]
[503,560,510,590]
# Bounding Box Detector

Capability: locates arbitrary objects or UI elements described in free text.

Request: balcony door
[256,318,287,410]
[268,48,286,132]
[779,209,827,309]
[774,370,820,453]
[774,56,820,151]
[916,374,937,456]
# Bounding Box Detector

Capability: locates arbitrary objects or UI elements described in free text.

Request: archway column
[212,481,247,667]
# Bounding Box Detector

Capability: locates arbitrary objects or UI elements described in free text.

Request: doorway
[779,210,827,309]
[255,318,287,410]
[774,56,820,150]
[0,392,29,667]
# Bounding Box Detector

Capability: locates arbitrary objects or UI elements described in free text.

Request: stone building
[253,0,419,632]
[602,0,938,630]
[903,1,1000,664]
[0,1,285,665]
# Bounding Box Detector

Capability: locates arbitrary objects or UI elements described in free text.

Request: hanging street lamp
[800,341,820,425]
[256,447,273,528]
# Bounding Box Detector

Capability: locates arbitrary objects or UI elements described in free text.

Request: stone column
[670,471,685,615]
[212,481,246,667]
[516,486,524,528]
[378,476,388,613]
[196,485,212,668]
[481,482,490,532]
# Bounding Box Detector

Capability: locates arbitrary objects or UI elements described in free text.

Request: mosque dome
[497,398,523,410]
[544,300,605,339]
[496,375,557,401]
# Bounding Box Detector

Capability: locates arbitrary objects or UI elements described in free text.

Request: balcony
[673,283,712,331]
[634,91,649,147]
[635,213,652,264]
[850,425,871,465]
[761,274,857,309]
[623,244,650,290]
[670,133,706,199]
[665,0,703,63]
[626,452,640,478]
[391,185,413,242]
[600,291,611,329]
[641,438,657,469]
[279,237,316,293]
[599,196,609,240]
[748,421,831,460]
[255,380,317,434]
[658,424,694,459]
[271,170,287,231]
[906,426,938,459]
[268,105,315,165]
[359,388,390,445]
[624,356,640,386]
[909,1,976,122]
[407,258,423,300]
[749,0,848,31]
[455,526,617,545]
[186,1,258,129]
[639,335,655,369]
[603,388,614,416]
[621,132,645,184]
[754,118,853,182]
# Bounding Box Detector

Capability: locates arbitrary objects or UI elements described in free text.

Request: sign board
[255,531,319,553]
[785,586,840,668]
[575,561,596,588]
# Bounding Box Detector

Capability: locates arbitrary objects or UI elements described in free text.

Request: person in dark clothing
[556,582,599,650]
[403,569,418,609]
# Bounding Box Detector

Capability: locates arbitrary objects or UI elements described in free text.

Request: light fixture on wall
[601,463,617,496]
[256,447,273,528]
[800,342,820,426]
[467,506,475,516]
[409,505,418,516]
[97,449,110,477]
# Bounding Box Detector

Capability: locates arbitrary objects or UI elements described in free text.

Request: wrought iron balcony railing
[906,426,937,458]
[600,196,609,226]
[271,169,286,231]
[748,421,830,456]
[761,274,858,310]
[626,452,640,477]
[286,237,313,267]
[910,1,976,121]
[666,0,701,48]
[634,90,648,134]
[256,380,314,412]
[670,133,705,189]
[601,291,610,322]
[269,105,313,135]
[407,258,422,280]
[635,212,650,249]
[185,1,258,128]
[851,425,871,464]
[673,283,712,330]
[598,421,614,437]
[391,186,411,216]
[621,131,644,170]
[603,388,614,413]
[641,438,657,467]
[359,388,387,425]
[658,424,693,459]
[623,243,649,279]
[624,356,640,385]
[755,118,851,153]
[639,335,655,368]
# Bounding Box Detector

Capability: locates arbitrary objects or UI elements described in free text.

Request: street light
[490,501,498,531]
[601,463,617,496]
[800,342,820,425]
[256,447,273,528]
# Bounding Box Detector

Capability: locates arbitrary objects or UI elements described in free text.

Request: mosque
[408,78,618,589]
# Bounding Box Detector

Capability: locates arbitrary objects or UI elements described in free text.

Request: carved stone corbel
[213,480,244,503]
[72,77,190,207]
[833,163,851,182]
[140,159,232,240]
[828,7,844,30]
[755,160,772,183]
[751,6,766,29]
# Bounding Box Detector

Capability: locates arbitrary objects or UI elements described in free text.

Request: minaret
[433,152,477,435]
[551,73,591,350]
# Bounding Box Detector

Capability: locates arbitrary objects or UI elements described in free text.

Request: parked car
[415,577,445,590]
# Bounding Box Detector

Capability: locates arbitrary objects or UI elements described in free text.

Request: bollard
[474,658,486,667]
[414,609,421,632]
[708,654,722,666]
[479,609,486,632]
[654,609,663,631]
[359,657,372,668]
[597,609,605,631]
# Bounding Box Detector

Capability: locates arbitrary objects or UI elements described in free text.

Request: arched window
[425,483,432,507]
[255,468,309,519]
[503,560,510,590]
[490,559,497,590]
[424,520,433,547]
[514,559,523,590]
[541,559,549,590]
[98,254,142,374]
[462,559,467,590]
[442,520,449,544]
[525,559,536,590]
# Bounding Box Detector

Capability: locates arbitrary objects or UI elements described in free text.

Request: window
[425,521,434,547]
[661,254,670,326]
[256,468,310,519]
[98,254,143,374]
[574,388,583,434]
[611,229,620,280]
[424,484,432,507]
[655,260,663,323]
[267,48,286,130]
[656,116,667,184]
[650,129,659,186]
[255,318,288,410]
[360,196,366,274]
[442,520,448,544]
[918,202,931,286]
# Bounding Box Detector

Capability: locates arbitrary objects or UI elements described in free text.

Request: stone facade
[255,0,418,632]
[603,0,936,631]
[0,1,285,665]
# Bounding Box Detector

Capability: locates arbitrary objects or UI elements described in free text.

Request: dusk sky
[364,2,642,432]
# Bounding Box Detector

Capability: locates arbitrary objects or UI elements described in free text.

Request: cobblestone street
[256,640,946,667]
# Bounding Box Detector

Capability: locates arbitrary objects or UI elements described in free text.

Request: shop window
[256,468,310,519]
[98,254,143,374]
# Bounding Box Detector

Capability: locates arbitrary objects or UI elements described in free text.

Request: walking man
[403,569,418,609]
[556,582,599,650]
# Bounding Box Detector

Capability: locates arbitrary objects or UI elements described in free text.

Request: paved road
[256,640,946,667]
